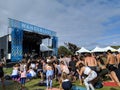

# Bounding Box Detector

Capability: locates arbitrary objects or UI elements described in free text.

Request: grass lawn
[0,67,119,90]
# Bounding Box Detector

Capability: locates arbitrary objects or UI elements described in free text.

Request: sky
[0,0,120,49]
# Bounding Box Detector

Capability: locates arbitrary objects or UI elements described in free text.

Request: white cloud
[0,0,120,48]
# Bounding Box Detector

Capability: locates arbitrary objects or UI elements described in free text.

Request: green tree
[58,46,72,56]
[111,46,120,49]
[64,42,80,54]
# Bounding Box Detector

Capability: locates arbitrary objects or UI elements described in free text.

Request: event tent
[91,46,105,52]
[76,47,90,53]
[117,48,120,52]
[40,43,53,52]
[104,46,117,52]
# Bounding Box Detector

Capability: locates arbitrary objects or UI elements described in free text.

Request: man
[106,50,117,70]
[84,53,97,72]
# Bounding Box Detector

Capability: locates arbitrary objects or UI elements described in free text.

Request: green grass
[0,68,119,90]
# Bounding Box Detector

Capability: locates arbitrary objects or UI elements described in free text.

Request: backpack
[94,81,103,89]
[4,75,11,80]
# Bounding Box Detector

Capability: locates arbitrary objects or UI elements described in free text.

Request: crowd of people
[0,50,120,90]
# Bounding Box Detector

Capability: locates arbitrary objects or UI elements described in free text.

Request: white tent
[76,47,90,53]
[118,48,120,52]
[91,46,105,52]
[104,46,117,52]
[40,43,53,52]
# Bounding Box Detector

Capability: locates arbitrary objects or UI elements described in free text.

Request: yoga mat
[46,86,87,90]
[71,86,86,90]
[103,81,118,87]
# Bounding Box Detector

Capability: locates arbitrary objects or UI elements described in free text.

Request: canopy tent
[76,47,90,53]
[117,48,120,52]
[104,46,117,52]
[40,43,53,52]
[91,46,105,52]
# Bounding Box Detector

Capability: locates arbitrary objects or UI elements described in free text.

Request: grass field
[0,67,119,90]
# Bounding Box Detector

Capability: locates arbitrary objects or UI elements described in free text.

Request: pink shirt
[21,71,26,78]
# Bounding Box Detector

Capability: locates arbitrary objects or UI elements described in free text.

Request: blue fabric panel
[11,28,23,61]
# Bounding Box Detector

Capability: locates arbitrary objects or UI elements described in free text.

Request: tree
[58,46,72,56]
[111,46,120,49]
[64,42,80,54]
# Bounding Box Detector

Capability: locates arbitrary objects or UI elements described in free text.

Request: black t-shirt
[69,60,76,71]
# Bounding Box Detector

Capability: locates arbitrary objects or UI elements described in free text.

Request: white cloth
[84,67,91,75]
[11,69,18,75]
[30,63,36,69]
[29,69,36,77]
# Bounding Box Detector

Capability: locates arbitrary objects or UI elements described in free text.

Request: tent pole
[48,38,50,56]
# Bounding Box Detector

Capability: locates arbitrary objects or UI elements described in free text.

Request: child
[11,64,19,81]
[62,72,72,90]
[20,70,26,90]
[46,62,54,90]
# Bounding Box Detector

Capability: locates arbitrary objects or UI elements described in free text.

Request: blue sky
[0,0,120,49]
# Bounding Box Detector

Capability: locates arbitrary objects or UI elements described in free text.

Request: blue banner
[9,18,56,36]
[11,28,23,61]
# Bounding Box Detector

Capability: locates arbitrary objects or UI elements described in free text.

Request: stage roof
[23,31,50,42]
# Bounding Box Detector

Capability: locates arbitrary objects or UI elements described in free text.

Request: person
[11,64,19,81]
[116,51,120,69]
[96,56,109,79]
[77,63,97,90]
[69,55,77,82]
[84,53,97,72]
[59,55,67,66]
[0,61,5,90]
[76,55,85,85]
[45,62,54,90]
[106,50,117,70]
[20,70,26,90]
[53,61,61,81]
[59,61,70,89]
[109,65,120,87]
[60,61,69,75]
[62,72,72,90]
[27,67,36,80]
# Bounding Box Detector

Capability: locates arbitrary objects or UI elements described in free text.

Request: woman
[77,63,97,90]
[109,65,120,87]
[0,61,5,90]
[60,61,69,75]
[60,61,70,89]
[96,57,109,79]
